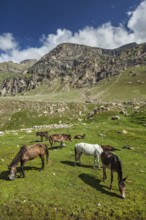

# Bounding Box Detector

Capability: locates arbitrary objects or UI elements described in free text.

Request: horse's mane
[9,146,27,167]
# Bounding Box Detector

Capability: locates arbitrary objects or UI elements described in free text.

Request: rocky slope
[0,42,146,96]
[0,59,37,74]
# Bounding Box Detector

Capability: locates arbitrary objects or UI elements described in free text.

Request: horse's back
[101,151,121,171]
[49,134,62,142]
[49,134,71,142]
[25,144,47,156]
[75,142,103,155]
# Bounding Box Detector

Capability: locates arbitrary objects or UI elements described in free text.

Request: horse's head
[118,176,128,199]
[36,132,39,136]
[8,165,17,180]
[66,134,72,141]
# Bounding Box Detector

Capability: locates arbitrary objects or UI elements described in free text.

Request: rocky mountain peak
[0,42,146,96]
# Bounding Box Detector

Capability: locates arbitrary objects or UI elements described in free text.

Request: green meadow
[0,98,146,220]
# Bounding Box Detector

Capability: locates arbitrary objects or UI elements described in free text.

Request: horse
[101,150,127,199]
[8,143,49,180]
[101,145,118,151]
[74,134,86,139]
[49,133,72,148]
[36,131,49,142]
[74,142,103,168]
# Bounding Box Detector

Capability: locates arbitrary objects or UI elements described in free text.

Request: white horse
[74,142,103,168]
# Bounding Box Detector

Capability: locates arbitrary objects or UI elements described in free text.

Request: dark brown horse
[74,134,86,139]
[49,134,72,148]
[101,150,127,199]
[8,144,49,180]
[36,131,49,141]
[101,145,118,151]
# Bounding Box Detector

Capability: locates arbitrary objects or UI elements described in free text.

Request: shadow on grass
[0,170,9,181]
[29,139,44,143]
[49,145,63,150]
[0,166,42,181]
[60,160,93,169]
[79,173,121,199]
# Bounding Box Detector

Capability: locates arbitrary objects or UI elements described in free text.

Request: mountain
[0,59,37,75]
[0,42,146,96]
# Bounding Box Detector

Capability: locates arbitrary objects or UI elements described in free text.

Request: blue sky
[0,0,146,63]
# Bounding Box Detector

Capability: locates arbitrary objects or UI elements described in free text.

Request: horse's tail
[74,144,79,160]
[74,145,77,166]
[74,144,77,157]
[45,145,49,164]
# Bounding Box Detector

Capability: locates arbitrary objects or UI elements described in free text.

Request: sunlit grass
[0,105,146,219]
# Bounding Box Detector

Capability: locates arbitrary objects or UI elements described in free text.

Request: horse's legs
[49,137,53,148]
[94,156,96,169]
[98,154,101,169]
[110,170,114,189]
[74,153,77,166]
[103,165,107,182]
[78,152,82,165]
[60,141,63,148]
[74,152,82,166]
[94,154,101,169]
[40,155,45,171]
[20,160,25,178]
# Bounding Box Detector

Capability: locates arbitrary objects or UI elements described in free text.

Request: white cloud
[127,0,146,42]
[0,33,18,51]
[0,0,146,63]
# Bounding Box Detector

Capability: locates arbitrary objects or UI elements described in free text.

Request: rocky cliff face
[0,42,146,96]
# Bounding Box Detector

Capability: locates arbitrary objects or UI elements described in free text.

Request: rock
[117,130,128,134]
[122,145,134,150]
[111,115,120,120]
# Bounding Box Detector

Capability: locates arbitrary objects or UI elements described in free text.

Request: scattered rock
[122,145,134,150]
[111,115,120,120]
[117,130,128,134]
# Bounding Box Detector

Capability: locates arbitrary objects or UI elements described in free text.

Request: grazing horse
[8,144,49,180]
[101,150,127,199]
[36,131,49,142]
[101,145,118,151]
[74,142,103,168]
[49,134,72,148]
[74,134,86,139]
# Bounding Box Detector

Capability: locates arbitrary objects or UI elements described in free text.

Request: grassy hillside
[3,65,145,103]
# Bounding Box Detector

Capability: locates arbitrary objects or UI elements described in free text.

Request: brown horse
[36,131,49,141]
[101,145,118,151]
[101,150,127,199]
[49,134,72,148]
[8,144,49,180]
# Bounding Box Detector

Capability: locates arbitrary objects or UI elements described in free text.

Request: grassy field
[0,65,146,219]
[0,100,146,220]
